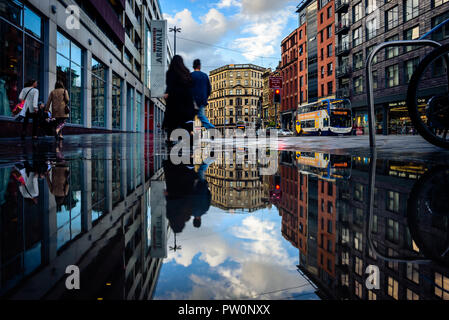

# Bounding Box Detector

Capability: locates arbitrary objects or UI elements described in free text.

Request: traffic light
[274,89,281,104]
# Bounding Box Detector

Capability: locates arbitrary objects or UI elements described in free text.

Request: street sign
[269,76,282,89]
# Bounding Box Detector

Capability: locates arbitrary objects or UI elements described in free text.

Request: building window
[353,75,364,95]
[404,25,420,52]
[387,248,399,271]
[368,290,377,300]
[435,272,449,300]
[386,34,400,58]
[353,51,364,70]
[0,2,45,117]
[327,81,333,95]
[404,0,419,21]
[407,289,419,300]
[355,256,363,276]
[387,277,399,300]
[434,0,449,7]
[353,26,362,47]
[354,232,363,251]
[386,64,400,88]
[355,280,363,298]
[386,6,399,31]
[327,62,333,76]
[387,190,400,212]
[136,92,142,132]
[342,228,350,244]
[327,5,332,18]
[386,218,399,243]
[91,57,107,127]
[327,219,333,233]
[366,45,378,64]
[406,263,420,284]
[341,274,349,287]
[327,25,332,39]
[327,43,333,57]
[366,18,377,40]
[112,73,122,130]
[366,0,376,14]
[354,183,364,201]
[57,32,83,125]
[405,57,420,83]
[353,2,363,22]
[372,70,378,90]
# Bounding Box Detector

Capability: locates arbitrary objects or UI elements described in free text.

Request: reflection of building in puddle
[277,151,449,300]
[0,135,167,300]
[205,151,270,213]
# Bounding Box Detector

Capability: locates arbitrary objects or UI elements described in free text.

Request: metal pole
[274,103,278,129]
[174,30,177,55]
[365,40,442,148]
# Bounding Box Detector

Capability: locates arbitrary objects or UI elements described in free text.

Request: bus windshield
[330,110,352,128]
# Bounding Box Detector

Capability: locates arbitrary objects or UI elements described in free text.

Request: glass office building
[0,0,168,133]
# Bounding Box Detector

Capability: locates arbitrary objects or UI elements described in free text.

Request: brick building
[335,0,449,135]
[280,29,299,130]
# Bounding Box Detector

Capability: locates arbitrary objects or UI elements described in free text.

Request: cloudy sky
[159,0,299,74]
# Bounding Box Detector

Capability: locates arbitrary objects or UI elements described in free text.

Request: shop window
[91,58,108,128]
[57,32,83,125]
[0,2,43,117]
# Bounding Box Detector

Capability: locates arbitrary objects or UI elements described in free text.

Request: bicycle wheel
[407,166,449,265]
[407,43,449,149]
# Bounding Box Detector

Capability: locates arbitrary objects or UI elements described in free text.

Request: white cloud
[158,214,314,300]
[163,8,234,73]
[217,0,241,9]
[232,5,297,62]
[240,0,293,15]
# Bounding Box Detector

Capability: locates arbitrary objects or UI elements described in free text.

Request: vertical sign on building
[150,181,168,258]
[150,20,167,97]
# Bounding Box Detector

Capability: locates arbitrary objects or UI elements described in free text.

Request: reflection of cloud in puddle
[157,214,315,300]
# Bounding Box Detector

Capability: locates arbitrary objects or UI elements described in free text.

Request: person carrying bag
[17,79,39,140]
[45,81,70,140]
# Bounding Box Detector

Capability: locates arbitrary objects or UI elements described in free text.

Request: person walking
[18,79,39,140]
[191,59,214,129]
[163,55,195,141]
[45,81,70,140]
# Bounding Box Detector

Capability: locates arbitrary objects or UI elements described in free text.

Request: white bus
[296,99,352,136]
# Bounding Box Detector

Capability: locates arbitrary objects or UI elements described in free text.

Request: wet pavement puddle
[0,134,448,300]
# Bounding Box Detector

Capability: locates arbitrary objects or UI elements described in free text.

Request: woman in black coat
[163,55,195,136]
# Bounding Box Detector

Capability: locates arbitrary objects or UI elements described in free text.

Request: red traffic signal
[274,89,281,104]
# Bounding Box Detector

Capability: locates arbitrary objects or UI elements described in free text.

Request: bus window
[323,118,329,128]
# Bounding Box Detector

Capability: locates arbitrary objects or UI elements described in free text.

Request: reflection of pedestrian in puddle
[46,141,69,211]
[163,159,212,233]
[12,164,39,204]
[192,162,212,229]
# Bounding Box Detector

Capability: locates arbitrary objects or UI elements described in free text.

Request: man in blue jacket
[191,59,215,129]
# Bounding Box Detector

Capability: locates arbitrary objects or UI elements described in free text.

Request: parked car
[278,129,294,137]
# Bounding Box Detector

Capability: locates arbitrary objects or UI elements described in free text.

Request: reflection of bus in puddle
[295,151,352,180]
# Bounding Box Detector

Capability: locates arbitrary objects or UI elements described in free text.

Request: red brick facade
[280,29,299,114]
[317,1,336,99]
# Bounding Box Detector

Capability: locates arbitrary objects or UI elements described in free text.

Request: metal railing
[336,42,351,55]
[365,40,442,148]
[335,0,349,12]
[336,64,351,77]
[335,18,351,34]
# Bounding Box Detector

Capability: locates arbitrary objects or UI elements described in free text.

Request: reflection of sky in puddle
[154,205,319,300]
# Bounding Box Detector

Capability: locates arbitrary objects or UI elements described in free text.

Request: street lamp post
[169,26,181,55]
